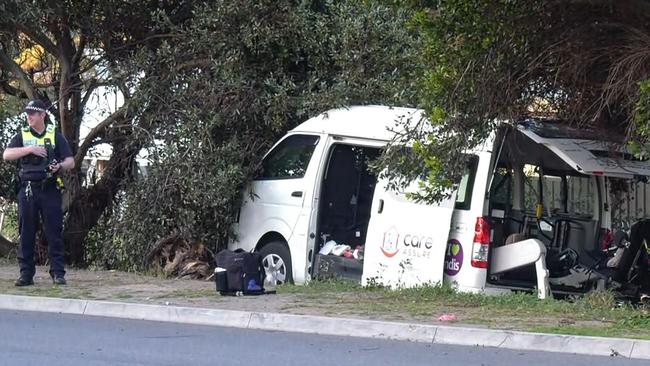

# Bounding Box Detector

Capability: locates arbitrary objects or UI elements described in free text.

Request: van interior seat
[551,217,602,269]
[602,220,650,284]
[492,209,604,282]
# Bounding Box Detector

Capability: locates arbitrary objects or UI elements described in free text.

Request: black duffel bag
[215,249,265,295]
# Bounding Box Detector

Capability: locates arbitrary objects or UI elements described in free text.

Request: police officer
[3,100,74,286]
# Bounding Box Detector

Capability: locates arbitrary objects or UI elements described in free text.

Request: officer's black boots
[52,275,66,285]
[14,276,66,286]
[14,277,34,287]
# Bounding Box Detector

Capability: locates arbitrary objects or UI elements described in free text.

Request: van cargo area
[486,122,650,297]
[312,144,381,282]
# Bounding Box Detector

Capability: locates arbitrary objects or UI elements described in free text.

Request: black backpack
[215,249,265,295]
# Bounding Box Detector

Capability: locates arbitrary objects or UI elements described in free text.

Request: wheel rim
[262,253,287,284]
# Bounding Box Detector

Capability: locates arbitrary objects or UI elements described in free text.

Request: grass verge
[278,279,650,339]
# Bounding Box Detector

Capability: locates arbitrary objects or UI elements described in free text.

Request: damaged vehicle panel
[230,106,650,300]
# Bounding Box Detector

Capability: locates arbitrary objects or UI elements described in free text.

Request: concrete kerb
[0,293,649,359]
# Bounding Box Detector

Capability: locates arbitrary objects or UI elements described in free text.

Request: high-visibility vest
[19,124,56,179]
[21,123,56,148]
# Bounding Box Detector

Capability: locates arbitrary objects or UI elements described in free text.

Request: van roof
[291,105,422,141]
[292,105,650,178]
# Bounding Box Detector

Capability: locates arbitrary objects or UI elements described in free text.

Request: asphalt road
[0,309,646,366]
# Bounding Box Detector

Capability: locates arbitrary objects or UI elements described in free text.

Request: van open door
[518,120,650,178]
[362,179,457,288]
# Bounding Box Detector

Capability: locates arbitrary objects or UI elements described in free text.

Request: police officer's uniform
[7,102,73,284]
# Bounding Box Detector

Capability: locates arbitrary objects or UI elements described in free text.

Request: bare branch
[80,79,103,111]
[117,81,131,100]
[15,24,58,57]
[0,46,38,99]
[72,33,87,68]
[74,104,134,168]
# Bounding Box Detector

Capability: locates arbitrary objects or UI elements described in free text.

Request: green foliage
[1,203,19,241]
[85,0,423,271]
[377,0,540,202]
[630,79,650,158]
[0,97,24,201]
[382,0,650,202]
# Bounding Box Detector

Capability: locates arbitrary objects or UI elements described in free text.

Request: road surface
[0,309,645,366]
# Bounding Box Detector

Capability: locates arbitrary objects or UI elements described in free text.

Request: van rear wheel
[259,241,293,285]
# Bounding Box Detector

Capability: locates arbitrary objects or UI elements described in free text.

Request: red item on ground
[438,313,457,322]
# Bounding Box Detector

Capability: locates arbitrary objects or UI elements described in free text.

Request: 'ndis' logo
[444,239,463,276]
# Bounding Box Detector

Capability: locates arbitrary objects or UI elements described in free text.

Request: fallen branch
[146,234,213,280]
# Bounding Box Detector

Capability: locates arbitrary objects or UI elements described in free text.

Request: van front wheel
[259,241,293,285]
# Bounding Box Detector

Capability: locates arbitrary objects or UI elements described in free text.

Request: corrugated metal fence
[526,176,650,227]
[610,181,650,225]
[525,176,596,217]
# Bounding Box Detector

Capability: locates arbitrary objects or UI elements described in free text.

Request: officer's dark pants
[17,181,65,279]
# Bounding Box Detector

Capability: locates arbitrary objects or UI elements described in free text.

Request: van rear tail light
[471,217,491,268]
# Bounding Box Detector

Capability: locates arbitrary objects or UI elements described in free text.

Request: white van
[230,105,650,298]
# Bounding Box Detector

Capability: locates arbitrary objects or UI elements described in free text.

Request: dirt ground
[0,262,314,314]
[0,261,502,326]
[0,261,429,322]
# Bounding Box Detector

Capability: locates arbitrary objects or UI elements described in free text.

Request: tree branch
[80,78,100,111]
[0,234,16,257]
[72,33,87,68]
[15,23,58,57]
[0,46,38,100]
[74,104,133,168]
[0,79,24,97]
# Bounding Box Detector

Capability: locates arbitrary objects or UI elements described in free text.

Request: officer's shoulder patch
[46,124,56,133]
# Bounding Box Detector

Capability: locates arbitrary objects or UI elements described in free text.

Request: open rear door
[518,123,650,178]
[362,178,456,288]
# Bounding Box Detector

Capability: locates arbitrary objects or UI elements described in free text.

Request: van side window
[566,175,595,217]
[258,134,320,180]
[522,164,595,218]
[454,155,479,210]
[523,165,563,213]
[490,167,513,210]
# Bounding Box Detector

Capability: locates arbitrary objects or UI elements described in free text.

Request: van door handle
[378,199,384,213]
[291,191,303,197]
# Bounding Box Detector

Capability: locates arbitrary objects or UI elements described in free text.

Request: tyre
[259,241,293,285]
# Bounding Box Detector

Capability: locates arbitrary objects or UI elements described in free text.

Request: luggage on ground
[214,249,265,296]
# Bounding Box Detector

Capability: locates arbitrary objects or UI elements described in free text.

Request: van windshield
[258,134,320,180]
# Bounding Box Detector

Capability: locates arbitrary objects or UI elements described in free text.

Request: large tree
[1,1,424,268]
[86,0,424,270]
[0,0,195,264]
[383,0,650,202]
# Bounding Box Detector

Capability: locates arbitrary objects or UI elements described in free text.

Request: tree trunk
[63,144,139,266]
[0,234,16,257]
